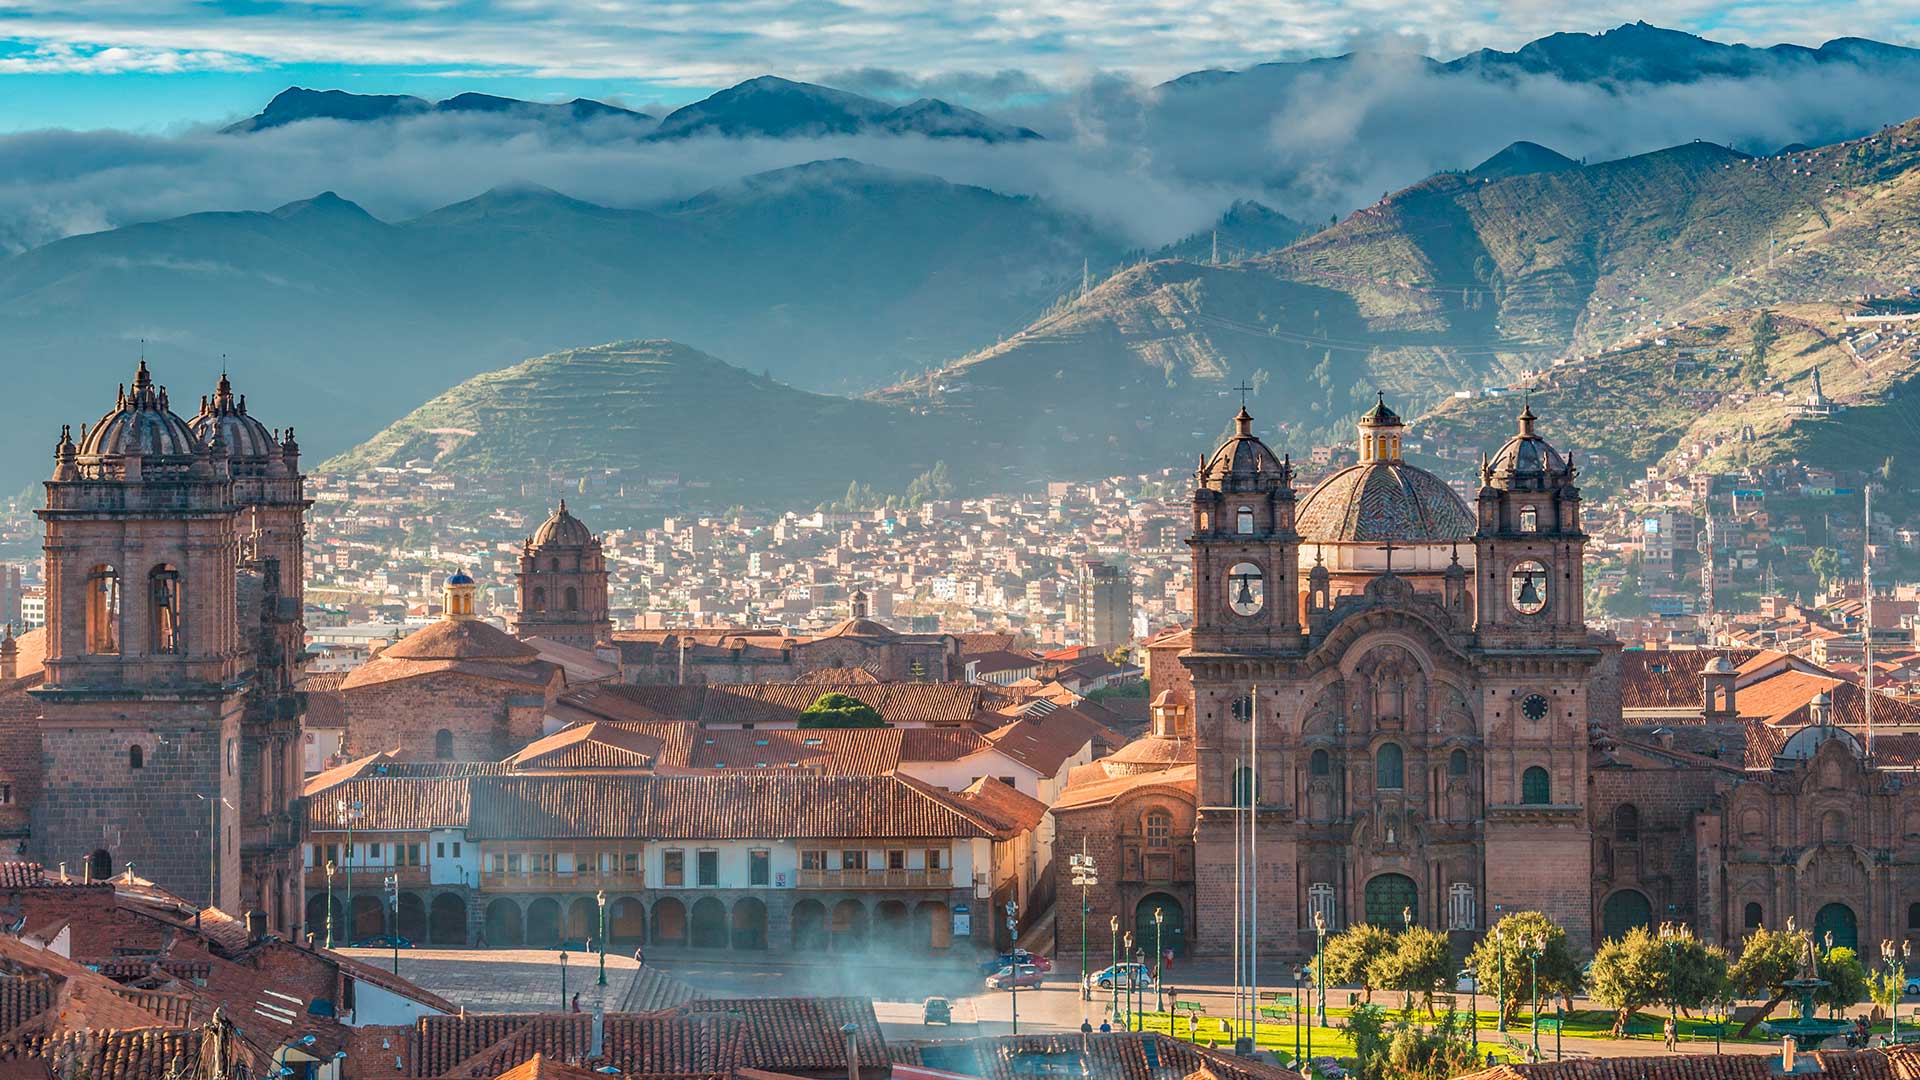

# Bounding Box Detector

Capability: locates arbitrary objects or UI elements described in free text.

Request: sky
[4,1,1920,132]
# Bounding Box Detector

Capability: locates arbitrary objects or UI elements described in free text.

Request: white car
[1455,969,1480,993]
[1905,976,1919,997]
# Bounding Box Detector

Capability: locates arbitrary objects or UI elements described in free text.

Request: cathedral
[0,362,309,932]
[1054,397,1920,961]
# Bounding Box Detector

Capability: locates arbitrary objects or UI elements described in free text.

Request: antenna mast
[1865,483,1874,758]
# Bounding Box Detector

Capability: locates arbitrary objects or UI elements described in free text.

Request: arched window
[550,558,560,572]
[1521,766,1551,805]
[1144,810,1172,848]
[530,587,547,611]
[85,565,119,654]
[1310,749,1330,776]
[564,587,579,612]
[1908,902,1920,931]
[1614,803,1640,841]
[1744,902,1764,930]
[434,729,454,761]
[1375,744,1404,790]
[1448,749,1469,777]
[1232,767,1256,807]
[128,745,143,770]
[148,565,181,654]
[1236,507,1255,535]
[88,850,111,882]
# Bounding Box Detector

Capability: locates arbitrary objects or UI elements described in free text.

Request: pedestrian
[1099,1020,1112,1034]
[633,945,644,966]
[1485,1052,1497,1068]
[1663,1015,1676,1050]
[1163,947,1174,973]
[571,993,581,1013]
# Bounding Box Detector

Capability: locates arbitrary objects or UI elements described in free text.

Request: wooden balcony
[480,868,645,892]
[316,865,431,889]
[795,868,952,889]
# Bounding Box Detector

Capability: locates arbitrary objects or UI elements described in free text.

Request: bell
[1516,575,1541,607]
[1235,577,1256,607]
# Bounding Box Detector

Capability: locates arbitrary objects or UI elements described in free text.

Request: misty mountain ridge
[223,87,660,134]
[1470,141,1580,179]
[224,77,1040,143]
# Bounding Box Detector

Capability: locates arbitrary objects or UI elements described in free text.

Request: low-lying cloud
[6,54,1920,255]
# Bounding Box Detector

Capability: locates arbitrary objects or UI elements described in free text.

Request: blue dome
[446,570,475,586]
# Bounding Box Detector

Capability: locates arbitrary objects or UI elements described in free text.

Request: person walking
[633,945,644,966]
[570,993,581,1013]
[1663,1016,1677,1051]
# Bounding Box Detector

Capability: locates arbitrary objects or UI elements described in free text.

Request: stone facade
[612,621,960,685]
[25,362,308,931]
[511,502,613,651]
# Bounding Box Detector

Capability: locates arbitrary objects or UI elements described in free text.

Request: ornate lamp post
[1292,964,1303,1066]
[1660,923,1679,1043]
[1071,851,1098,1002]
[1401,907,1414,1012]
[323,860,336,949]
[596,890,608,987]
[1313,909,1328,1026]
[340,798,362,943]
[1154,907,1166,1013]
[1469,948,1479,1052]
[1883,940,1911,1043]
[1529,932,1545,1061]
[1109,915,1120,1024]
[1122,930,1135,1031]
[1495,918,1508,1033]
[559,949,569,1011]
[1006,900,1020,1035]
[384,874,400,975]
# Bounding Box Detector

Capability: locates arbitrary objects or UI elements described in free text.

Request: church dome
[1296,461,1474,543]
[80,361,200,458]
[1200,407,1286,487]
[188,373,278,467]
[531,500,594,547]
[446,570,475,586]
[1484,401,1570,489]
[1296,393,1474,545]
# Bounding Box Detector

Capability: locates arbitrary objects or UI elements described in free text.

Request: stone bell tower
[32,361,246,910]
[511,501,612,650]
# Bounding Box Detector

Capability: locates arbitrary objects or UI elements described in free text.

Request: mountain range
[223,77,1041,143]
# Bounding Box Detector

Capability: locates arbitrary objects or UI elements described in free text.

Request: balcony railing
[312,865,431,889]
[796,868,952,889]
[480,868,645,891]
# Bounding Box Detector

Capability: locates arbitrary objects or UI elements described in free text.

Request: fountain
[1764,935,1854,1051]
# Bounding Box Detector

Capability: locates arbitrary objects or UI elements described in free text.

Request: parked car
[1904,975,1920,996]
[349,934,412,950]
[986,964,1046,990]
[1455,969,1479,993]
[1092,962,1155,990]
[923,997,953,1024]
[979,950,1051,975]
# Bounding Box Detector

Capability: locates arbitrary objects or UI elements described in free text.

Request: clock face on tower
[1521,694,1550,722]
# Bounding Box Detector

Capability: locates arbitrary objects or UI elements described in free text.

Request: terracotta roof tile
[1054,765,1198,812]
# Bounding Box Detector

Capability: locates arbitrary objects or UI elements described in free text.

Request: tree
[1369,926,1454,1017]
[1808,546,1842,592]
[1816,946,1868,1017]
[1588,925,1729,1037]
[1314,924,1397,1003]
[1730,924,1810,1036]
[1744,310,1776,389]
[796,692,886,729]
[1465,911,1584,1027]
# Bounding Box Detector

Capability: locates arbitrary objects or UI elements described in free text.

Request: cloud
[4,45,1920,258]
[3,2,1919,96]
[0,42,255,74]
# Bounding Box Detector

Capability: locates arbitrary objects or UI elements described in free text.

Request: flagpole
[1250,683,1259,1042]
[1232,753,1243,1038]
[1866,484,1875,758]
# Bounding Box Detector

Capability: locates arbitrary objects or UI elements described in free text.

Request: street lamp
[1659,923,1679,1046]
[1109,915,1120,1025]
[560,949,569,1011]
[1006,900,1020,1035]
[1122,930,1135,1032]
[1495,915,1508,1033]
[1469,947,1478,1053]
[323,861,336,949]
[1401,907,1414,1011]
[339,798,362,942]
[1528,932,1544,1062]
[1070,850,1098,1002]
[1291,964,1303,1066]
[1154,907,1166,1013]
[1883,940,1911,1043]
[596,890,608,988]
[1313,909,1328,1027]
[384,874,400,976]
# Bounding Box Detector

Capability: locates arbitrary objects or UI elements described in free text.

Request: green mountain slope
[325,341,957,502]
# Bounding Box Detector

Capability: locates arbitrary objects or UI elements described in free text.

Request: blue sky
[4,1,1919,132]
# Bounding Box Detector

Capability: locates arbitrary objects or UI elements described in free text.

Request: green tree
[1744,310,1776,389]
[796,692,886,729]
[1314,924,1397,1003]
[1808,546,1842,592]
[1730,923,1811,1035]
[1588,924,1729,1037]
[1867,963,1905,1024]
[1465,911,1584,1027]
[1369,926,1454,1017]
[1816,946,1868,1017]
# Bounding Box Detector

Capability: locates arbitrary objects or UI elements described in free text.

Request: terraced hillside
[326,341,960,503]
